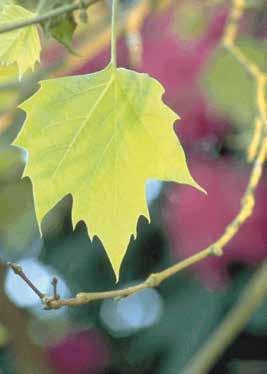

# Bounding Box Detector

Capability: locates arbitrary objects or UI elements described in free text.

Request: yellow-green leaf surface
[15,64,202,279]
[0,4,41,78]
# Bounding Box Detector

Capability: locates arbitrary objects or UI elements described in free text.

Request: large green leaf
[15,63,202,279]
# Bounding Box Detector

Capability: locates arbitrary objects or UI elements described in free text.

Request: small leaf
[51,14,77,52]
[15,63,203,279]
[39,0,76,51]
[0,4,41,78]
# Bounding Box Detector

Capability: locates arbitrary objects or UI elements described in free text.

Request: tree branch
[0,0,100,34]
[181,2,267,371]
[8,262,45,299]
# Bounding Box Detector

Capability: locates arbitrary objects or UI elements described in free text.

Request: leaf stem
[110,0,119,68]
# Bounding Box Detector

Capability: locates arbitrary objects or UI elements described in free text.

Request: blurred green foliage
[205,38,267,128]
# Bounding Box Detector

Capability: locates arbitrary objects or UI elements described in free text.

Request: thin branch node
[42,296,60,310]
[146,273,161,288]
[7,262,22,275]
[210,247,223,256]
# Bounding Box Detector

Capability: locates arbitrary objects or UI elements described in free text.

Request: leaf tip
[105,245,126,283]
[108,258,121,283]
[191,178,207,195]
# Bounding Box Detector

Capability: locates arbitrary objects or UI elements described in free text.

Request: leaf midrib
[51,76,114,180]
